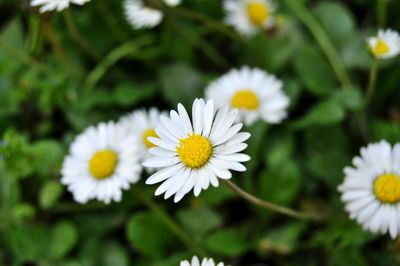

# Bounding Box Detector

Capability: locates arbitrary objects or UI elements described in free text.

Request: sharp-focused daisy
[180,256,228,266]
[143,98,251,202]
[205,66,289,126]
[119,108,165,166]
[124,0,181,30]
[338,140,400,239]
[367,29,400,59]
[31,0,90,13]
[223,0,275,36]
[61,122,142,204]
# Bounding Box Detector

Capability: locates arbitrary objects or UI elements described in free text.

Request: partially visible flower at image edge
[61,122,142,204]
[30,0,90,13]
[180,256,228,266]
[338,140,400,239]
[143,98,251,202]
[223,0,276,37]
[124,0,181,30]
[205,66,289,126]
[367,28,400,59]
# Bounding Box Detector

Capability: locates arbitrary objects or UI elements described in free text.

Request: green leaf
[177,206,222,238]
[126,212,176,258]
[12,203,35,222]
[371,120,400,143]
[100,242,129,266]
[49,221,78,259]
[205,228,249,256]
[332,87,363,111]
[39,180,63,209]
[29,140,64,178]
[294,100,345,128]
[294,43,337,96]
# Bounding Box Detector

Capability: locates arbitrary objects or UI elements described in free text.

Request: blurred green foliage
[1,0,400,265]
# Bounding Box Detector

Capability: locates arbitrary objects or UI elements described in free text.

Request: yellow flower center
[176,133,212,169]
[247,2,270,26]
[373,173,400,204]
[143,128,158,148]
[231,89,260,110]
[89,150,118,179]
[373,39,390,57]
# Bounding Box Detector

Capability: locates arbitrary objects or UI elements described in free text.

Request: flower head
[61,122,142,204]
[367,29,400,59]
[339,140,400,239]
[205,66,289,126]
[30,0,90,12]
[180,256,228,266]
[223,0,275,36]
[143,98,251,202]
[124,0,181,30]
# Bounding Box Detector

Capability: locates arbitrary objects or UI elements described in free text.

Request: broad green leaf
[39,180,63,209]
[371,120,400,143]
[177,206,222,238]
[205,228,249,256]
[100,242,129,266]
[294,100,345,128]
[49,221,78,259]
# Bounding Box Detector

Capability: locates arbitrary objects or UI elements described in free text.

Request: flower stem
[131,188,207,257]
[223,180,318,221]
[364,59,378,108]
[377,0,386,28]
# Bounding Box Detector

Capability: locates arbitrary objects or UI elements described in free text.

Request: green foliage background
[1,0,400,265]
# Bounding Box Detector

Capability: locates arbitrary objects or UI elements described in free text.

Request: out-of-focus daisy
[119,108,165,166]
[223,0,275,36]
[143,98,251,202]
[339,140,400,239]
[180,256,228,266]
[61,122,142,204]
[124,0,181,30]
[31,0,90,13]
[205,66,289,126]
[367,29,400,59]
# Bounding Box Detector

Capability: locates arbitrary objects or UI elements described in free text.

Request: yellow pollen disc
[143,128,158,148]
[89,150,118,179]
[247,2,270,26]
[373,39,390,57]
[373,173,400,204]
[176,133,212,169]
[231,89,260,110]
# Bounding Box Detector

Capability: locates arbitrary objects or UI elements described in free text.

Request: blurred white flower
[61,122,142,204]
[367,29,400,59]
[205,66,289,126]
[339,140,400,239]
[124,0,181,30]
[223,0,275,36]
[180,256,228,266]
[143,98,250,202]
[31,0,90,13]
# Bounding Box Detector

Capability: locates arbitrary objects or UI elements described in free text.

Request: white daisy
[223,0,275,36]
[180,256,228,266]
[61,122,142,204]
[338,140,400,239]
[31,0,90,13]
[367,29,400,59]
[205,66,289,126]
[143,98,251,202]
[119,108,166,165]
[124,0,181,30]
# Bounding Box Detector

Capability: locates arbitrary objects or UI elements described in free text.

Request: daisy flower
[31,0,90,13]
[143,98,251,202]
[367,29,400,59]
[223,0,275,36]
[205,66,289,126]
[61,122,142,204]
[124,0,181,30]
[180,256,228,266]
[119,108,165,166]
[338,140,400,239]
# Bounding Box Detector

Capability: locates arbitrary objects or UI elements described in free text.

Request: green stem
[63,9,101,60]
[284,0,353,89]
[377,0,386,28]
[174,7,241,42]
[224,180,320,221]
[365,59,378,108]
[82,36,154,91]
[131,188,207,257]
